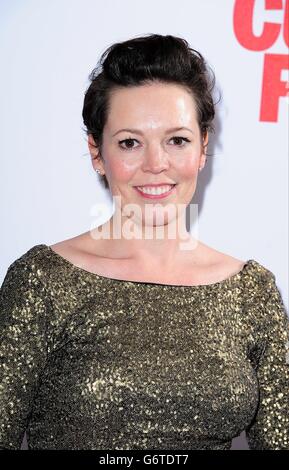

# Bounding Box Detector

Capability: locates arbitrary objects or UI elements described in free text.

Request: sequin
[0,244,288,450]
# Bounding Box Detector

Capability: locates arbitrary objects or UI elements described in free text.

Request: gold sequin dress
[0,244,288,450]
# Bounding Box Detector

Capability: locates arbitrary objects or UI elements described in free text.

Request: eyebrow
[112,126,194,137]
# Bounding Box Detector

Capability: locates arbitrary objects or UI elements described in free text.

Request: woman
[0,34,288,451]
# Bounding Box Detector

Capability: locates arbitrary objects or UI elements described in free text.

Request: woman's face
[88,82,208,228]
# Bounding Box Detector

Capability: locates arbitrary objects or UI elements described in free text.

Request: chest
[38,296,259,440]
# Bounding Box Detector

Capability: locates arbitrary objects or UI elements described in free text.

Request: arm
[0,259,49,449]
[245,271,289,450]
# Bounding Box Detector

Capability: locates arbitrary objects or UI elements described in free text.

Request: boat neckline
[41,244,256,289]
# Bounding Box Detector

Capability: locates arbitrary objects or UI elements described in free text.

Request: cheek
[175,156,199,179]
[105,154,139,182]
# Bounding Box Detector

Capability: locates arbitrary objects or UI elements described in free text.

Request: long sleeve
[0,259,49,450]
[245,271,289,450]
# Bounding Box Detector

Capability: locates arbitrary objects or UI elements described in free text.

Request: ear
[88,134,105,173]
[199,131,209,169]
[202,130,209,152]
[88,134,98,157]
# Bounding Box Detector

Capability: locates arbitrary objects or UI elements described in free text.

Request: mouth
[133,184,177,199]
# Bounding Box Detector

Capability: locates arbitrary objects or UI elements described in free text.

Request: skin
[51,82,244,284]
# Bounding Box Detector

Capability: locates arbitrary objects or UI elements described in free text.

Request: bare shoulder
[49,232,144,279]
[195,241,246,281]
[49,232,97,264]
[48,231,117,275]
[216,254,247,277]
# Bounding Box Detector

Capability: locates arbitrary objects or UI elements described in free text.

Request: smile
[134,184,177,199]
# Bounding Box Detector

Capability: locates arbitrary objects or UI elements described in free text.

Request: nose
[141,142,169,173]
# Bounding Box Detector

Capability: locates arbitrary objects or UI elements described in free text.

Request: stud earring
[95,168,102,175]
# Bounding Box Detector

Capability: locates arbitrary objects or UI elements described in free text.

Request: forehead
[106,82,198,129]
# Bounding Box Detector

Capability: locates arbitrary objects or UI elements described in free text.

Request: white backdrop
[0,0,288,450]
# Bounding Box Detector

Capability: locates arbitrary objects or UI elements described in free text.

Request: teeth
[136,185,174,195]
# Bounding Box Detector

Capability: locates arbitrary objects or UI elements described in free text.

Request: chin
[142,211,178,227]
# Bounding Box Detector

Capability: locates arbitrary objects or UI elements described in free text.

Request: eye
[118,138,139,150]
[169,136,191,146]
[118,136,191,151]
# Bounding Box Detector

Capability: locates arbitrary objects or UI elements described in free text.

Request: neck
[90,208,199,268]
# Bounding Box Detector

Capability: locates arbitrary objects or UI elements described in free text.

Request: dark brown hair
[82,33,218,189]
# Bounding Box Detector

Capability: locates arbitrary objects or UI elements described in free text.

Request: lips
[134,183,176,187]
[134,184,177,199]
